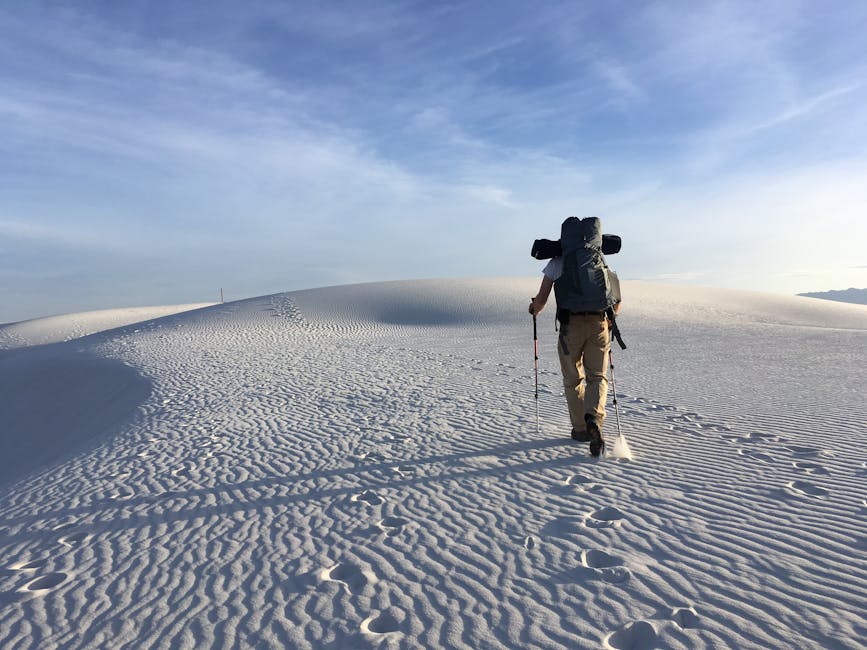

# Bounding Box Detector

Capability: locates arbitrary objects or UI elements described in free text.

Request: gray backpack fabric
[554,216,618,313]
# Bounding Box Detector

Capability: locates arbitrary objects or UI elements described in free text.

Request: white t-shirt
[542,257,563,280]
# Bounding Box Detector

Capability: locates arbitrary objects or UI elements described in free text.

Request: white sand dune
[0,303,217,350]
[1,279,865,649]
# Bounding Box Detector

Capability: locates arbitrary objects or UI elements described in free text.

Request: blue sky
[2,0,866,322]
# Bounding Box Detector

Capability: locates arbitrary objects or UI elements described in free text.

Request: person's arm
[529,275,554,315]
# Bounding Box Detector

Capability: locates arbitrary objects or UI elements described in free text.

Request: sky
[2,0,867,322]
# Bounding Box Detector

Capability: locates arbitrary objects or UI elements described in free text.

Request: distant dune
[0,303,216,350]
[798,287,867,305]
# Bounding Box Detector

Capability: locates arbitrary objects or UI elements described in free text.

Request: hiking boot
[571,428,591,442]
[585,414,605,457]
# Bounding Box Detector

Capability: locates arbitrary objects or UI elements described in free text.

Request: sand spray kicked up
[608,349,633,460]
[608,432,633,460]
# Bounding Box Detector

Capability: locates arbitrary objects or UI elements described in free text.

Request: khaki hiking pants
[557,313,610,432]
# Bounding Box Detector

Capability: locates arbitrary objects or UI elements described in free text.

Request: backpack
[554,217,618,313]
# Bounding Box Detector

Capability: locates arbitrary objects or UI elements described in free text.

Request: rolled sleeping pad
[530,238,561,260]
[602,234,621,255]
[530,234,621,259]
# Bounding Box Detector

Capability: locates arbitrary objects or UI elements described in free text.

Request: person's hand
[529,297,545,315]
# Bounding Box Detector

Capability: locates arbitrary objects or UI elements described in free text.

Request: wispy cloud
[748,83,863,133]
[591,59,645,106]
[0,218,124,250]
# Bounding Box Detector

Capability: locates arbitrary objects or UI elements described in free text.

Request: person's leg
[557,325,586,433]
[582,316,610,426]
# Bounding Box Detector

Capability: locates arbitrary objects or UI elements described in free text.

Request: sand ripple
[1,280,865,649]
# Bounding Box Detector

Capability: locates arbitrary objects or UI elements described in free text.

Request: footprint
[785,445,833,459]
[461,455,500,469]
[749,431,780,442]
[377,516,409,537]
[59,532,88,548]
[523,536,536,550]
[787,481,829,499]
[582,549,630,584]
[727,431,778,445]
[565,474,601,492]
[351,490,385,506]
[361,607,404,636]
[540,516,584,537]
[109,487,135,501]
[320,562,377,595]
[582,549,622,569]
[668,413,703,426]
[604,620,658,650]
[392,465,415,479]
[584,506,627,529]
[671,606,700,629]
[19,572,69,595]
[738,449,774,463]
[171,462,199,478]
[203,443,225,459]
[792,461,829,475]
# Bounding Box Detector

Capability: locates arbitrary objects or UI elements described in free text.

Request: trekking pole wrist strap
[606,307,627,350]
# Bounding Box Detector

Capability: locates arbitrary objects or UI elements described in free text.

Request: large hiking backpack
[554,216,618,313]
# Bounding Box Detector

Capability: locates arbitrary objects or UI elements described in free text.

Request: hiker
[528,217,622,456]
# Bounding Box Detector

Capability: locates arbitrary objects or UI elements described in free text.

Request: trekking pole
[532,301,540,434]
[608,351,632,460]
[609,350,623,439]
